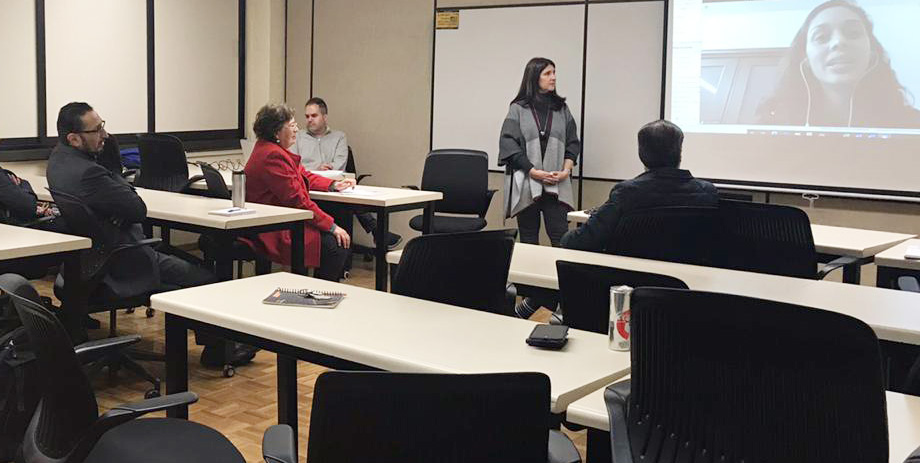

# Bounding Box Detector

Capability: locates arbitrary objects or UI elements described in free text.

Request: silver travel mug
[231,170,245,208]
[609,286,633,351]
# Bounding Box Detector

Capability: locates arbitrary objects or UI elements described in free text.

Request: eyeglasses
[78,120,106,134]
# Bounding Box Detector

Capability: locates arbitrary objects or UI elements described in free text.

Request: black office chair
[717,199,854,279]
[556,261,687,333]
[345,146,371,184]
[134,134,196,192]
[341,146,375,263]
[302,371,579,463]
[392,229,515,315]
[0,274,288,463]
[47,188,163,395]
[605,287,888,463]
[407,149,496,233]
[605,206,720,267]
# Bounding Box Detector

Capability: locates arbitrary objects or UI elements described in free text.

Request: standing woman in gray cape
[499,57,580,246]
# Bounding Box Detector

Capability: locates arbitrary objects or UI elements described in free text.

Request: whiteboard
[582,1,665,181]
[432,4,585,171]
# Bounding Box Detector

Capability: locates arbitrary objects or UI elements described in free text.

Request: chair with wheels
[406,149,496,234]
[0,273,291,463]
[302,371,580,463]
[716,199,856,279]
[604,206,720,267]
[47,188,164,393]
[391,229,515,315]
[556,261,687,334]
[134,134,196,193]
[604,287,888,463]
[341,146,375,263]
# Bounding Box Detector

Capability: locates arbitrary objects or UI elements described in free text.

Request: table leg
[59,251,89,344]
[422,202,435,234]
[842,262,862,285]
[586,428,612,463]
[290,221,306,275]
[876,265,896,289]
[165,313,189,419]
[161,225,171,246]
[214,234,235,282]
[374,209,389,291]
[277,354,299,455]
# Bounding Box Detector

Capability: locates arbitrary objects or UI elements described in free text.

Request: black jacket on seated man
[560,168,719,252]
[0,167,39,225]
[47,143,162,299]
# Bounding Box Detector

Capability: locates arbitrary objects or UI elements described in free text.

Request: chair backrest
[197,162,231,200]
[606,206,720,267]
[47,188,115,249]
[392,229,514,314]
[420,149,489,215]
[0,274,99,463]
[307,371,550,463]
[627,287,887,463]
[345,146,357,174]
[135,133,190,192]
[556,261,687,334]
[717,199,817,279]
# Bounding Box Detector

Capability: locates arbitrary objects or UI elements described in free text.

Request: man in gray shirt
[291,97,401,249]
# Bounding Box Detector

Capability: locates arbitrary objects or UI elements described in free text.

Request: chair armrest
[548,429,581,463]
[604,379,633,463]
[122,169,138,179]
[23,216,56,229]
[816,255,860,280]
[180,175,206,194]
[111,237,162,255]
[356,174,372,184]
[905,445,920,462]
[898,276,920,293]
[81,238,163,282]
[402,185,420,190]
[480,189,498,218]
[263,424,297,463]
[74,334,141,364]
[70,392,200,462]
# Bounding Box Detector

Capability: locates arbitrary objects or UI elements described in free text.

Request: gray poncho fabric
[498,102,578,218]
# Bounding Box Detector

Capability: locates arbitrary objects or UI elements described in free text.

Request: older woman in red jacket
[244,103,356,280]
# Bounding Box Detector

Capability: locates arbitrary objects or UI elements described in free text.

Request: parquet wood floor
[30,258,588,462]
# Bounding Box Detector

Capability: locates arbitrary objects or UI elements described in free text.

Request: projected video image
[695,0,920,129]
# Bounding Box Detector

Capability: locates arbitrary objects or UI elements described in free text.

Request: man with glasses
[46,103,254,366]
[291,97,401,249]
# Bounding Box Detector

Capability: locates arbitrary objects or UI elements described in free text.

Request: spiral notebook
[262,287,345,309]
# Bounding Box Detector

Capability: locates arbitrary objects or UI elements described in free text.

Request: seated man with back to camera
[290,97,402,249]
[560,119,720,251]
[46,102,255,367]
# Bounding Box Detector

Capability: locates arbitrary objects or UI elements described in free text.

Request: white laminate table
[0,223,90,261]
[152,272,631,442]
[566,210,915,284]
[180,166,441,290]
[388,243,920,345]
[27,175,313,278]
[875,239,920,290]
[565,385,920,463]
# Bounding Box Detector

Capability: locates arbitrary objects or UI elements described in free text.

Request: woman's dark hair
[56,102,93,144]
[253,103,296,142]
[511,57,566,110]
[757,0,913,122]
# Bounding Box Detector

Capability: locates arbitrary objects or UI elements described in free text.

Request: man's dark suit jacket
[0,167,38,225]
[46,143,159,298]
[561,167,719,252]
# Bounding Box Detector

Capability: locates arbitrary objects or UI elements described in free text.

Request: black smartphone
[526,324,569,349]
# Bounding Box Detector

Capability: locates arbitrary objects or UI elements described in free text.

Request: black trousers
[315,232,350,281]
[516,196,569,312]
[516,195,569,247]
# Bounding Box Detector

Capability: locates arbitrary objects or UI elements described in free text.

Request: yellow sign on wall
[436,11,460,30]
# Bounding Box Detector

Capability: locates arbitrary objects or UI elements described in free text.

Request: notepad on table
[208,207,256,216]
[262,287,345,309]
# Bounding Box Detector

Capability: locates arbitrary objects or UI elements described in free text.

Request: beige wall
[286,0,920,285]
[285,0,313,128]
[309,0,433,241]
[246,0,287,140]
